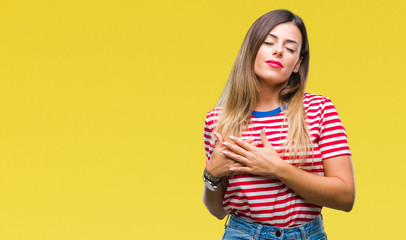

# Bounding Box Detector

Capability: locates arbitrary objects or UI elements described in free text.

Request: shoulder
[303,92,335,110]
[304,92,331,104]
[204,106,223,129]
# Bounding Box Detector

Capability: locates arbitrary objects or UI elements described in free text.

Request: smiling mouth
[265,60,283,68]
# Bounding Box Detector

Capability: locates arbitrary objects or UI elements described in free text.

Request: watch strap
[203,169,222,185]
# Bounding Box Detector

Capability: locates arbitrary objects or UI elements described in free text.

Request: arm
[202,179,229,220]
[202,132,255,219]
[274,155,355,211]
[201,132,235,220]
[223,129,356,212]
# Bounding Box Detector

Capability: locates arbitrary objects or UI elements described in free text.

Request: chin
[257,76,288,86]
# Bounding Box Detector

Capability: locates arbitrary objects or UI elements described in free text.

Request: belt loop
[254,224,263,240]
[224,212,232,228]
[298,225,307,239]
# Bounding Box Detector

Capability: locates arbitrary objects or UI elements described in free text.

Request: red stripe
[320,139,348,148]
[321,146,350,155]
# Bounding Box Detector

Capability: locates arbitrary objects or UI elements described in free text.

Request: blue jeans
[222,213,327,240]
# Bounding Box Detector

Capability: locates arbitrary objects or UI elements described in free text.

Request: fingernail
[230,136,236,139]
[262,128,266,132]
[222,150,228,155]
[229,168,234,171]
[222,142,228,146]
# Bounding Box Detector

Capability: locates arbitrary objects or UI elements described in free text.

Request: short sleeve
[318,98,351,160]
[203,109,220,164]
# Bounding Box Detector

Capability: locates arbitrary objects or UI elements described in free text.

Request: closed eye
[265,42,295,53]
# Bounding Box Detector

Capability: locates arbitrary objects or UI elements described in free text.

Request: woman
[202,9,355,240]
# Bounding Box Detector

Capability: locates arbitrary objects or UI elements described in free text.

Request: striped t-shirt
[203,93,351,227]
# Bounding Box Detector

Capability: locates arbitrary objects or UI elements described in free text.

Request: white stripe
[227,182,283,191]
[320,143,350,152]
[319,135,348,145]
[322,150,351,159]
[321,129,347,138]
[224,189,287,198]
[229,175,278,183]
[323,120,344,128]
[249,207,321,218]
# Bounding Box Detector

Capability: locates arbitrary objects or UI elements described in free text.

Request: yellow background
[0,0,405,239]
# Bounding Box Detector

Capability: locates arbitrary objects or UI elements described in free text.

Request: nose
[272,44,283,57]
[273,48,282,57]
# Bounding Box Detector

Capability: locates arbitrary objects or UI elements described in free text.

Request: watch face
[204,179,218,192]
[204,181,215,191]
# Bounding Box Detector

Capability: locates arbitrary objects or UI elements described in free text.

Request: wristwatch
[203,169,223,192]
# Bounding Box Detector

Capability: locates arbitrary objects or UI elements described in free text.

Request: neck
[255,81,286,111]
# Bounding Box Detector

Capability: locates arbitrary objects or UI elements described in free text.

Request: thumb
[213,131,223,147]
[260,128,271,148]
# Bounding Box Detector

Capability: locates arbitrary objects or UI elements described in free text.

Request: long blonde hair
[215,9,312,164]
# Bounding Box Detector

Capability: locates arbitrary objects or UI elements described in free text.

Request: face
[254,22,303,86]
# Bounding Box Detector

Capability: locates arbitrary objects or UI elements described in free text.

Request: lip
[265,60,283,68]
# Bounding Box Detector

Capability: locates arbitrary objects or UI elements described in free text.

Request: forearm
[202,183,229,220]
[276,160,355,212]
[221,130,356,212]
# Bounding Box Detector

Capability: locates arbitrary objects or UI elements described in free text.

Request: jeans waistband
[226,213,324,240]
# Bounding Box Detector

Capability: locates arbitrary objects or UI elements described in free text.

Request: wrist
[203,169,223,184]
[273,157,291,179]
[204,165,223,178]
[203,169,223,192]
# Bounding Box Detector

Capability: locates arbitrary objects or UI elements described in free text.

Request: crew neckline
[251,105,286,117]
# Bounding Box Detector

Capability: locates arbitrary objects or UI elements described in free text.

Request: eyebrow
[268,33,299,46]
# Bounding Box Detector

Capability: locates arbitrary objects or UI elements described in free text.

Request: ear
[293,56,303,73]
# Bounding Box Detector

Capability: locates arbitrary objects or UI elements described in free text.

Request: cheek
[253,56,261,74]
[254,48,266,72]
[256,47,267,60]
[287,57,300,71]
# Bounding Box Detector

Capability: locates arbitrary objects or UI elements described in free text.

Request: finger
[227,162,246,175]
[229,136,253,151]
[223,142,248,157]
[213,132,223,147]
[260,128,271,148]
[230,162,245,168]
[222,150,249,165]
[229,166,251,174]
[245,138,260,147]
[245,138,255,144]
